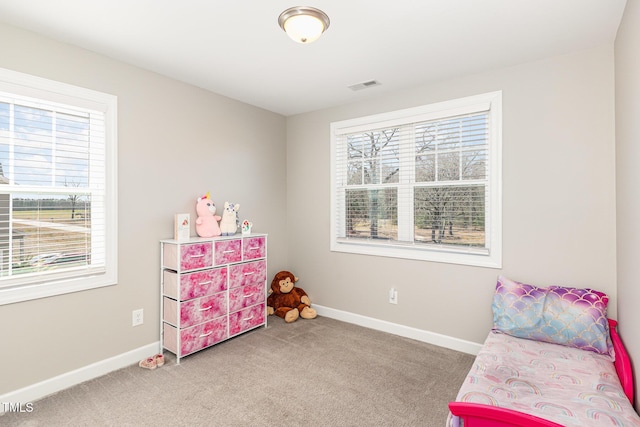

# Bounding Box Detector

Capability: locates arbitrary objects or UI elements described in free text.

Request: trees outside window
[331,92,502,268]
[0,68,117,305]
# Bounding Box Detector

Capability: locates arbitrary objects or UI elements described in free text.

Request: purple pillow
[492,276,613,356]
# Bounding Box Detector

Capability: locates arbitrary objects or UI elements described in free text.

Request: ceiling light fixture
[278,6,330,44]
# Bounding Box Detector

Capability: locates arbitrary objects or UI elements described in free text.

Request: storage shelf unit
[160,234,267,364]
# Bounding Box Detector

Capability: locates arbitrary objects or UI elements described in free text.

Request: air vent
[348,80,381,91]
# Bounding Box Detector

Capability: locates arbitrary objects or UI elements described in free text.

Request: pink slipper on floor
[154,354,164,367]
[139,357,157,370]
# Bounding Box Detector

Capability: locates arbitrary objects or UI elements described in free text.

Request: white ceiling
[0,0,628,116]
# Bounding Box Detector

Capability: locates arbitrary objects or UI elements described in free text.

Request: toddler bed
[448,276,640,427]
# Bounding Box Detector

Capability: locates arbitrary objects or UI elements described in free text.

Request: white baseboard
[0,342,159,413]
[314,304,482,356]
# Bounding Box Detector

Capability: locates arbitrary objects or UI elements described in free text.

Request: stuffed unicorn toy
[195,192,221,237]
[220,202,240,236]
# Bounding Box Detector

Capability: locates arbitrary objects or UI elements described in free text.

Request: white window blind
[330,92,502,268]
[0,68,117,304]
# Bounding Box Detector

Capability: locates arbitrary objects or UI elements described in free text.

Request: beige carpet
[2,316,474,426]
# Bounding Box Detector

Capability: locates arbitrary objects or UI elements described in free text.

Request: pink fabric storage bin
[228,283,264,313]
[243,236,266,260]
[163,241,213,271]
[163,267,228,301]
[214,239,242,264]
[228,260,266,289]
[163,292,227,328]
[229,303,265,336]
[163,316,228,357]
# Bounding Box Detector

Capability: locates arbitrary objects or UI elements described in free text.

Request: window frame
[330,91,502,268]
[0,67,118,305]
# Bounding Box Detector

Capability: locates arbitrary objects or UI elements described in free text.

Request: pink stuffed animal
[195,192,221,237]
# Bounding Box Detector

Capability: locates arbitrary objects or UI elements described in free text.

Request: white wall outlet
[389,288,398,304]
[132,309,144,326]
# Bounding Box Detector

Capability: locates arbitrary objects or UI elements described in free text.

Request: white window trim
[330,91,502,268]
[0,68,118,305]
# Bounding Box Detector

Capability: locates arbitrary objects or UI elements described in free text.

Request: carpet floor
[2,316,475,426]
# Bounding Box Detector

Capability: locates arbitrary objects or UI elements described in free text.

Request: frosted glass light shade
[278,7,330,44]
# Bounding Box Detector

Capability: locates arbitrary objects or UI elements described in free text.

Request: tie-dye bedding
[448,331,640,427]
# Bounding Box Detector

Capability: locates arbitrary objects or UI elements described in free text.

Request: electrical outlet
[132,309,144,326]
[389,288,398,304]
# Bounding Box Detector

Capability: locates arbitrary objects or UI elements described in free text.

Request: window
[0,68,117,305]
[331,91,501,268]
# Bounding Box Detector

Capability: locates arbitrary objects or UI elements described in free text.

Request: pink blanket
[450,331,640,426]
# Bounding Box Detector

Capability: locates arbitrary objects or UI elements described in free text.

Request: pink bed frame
[448,319,634,427]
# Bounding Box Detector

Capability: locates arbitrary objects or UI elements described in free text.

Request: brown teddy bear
[267,271,317,323]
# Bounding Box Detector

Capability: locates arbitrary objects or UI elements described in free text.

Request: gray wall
[615,0,640,411]
[0,23,287,394]
[286,44,617,345]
